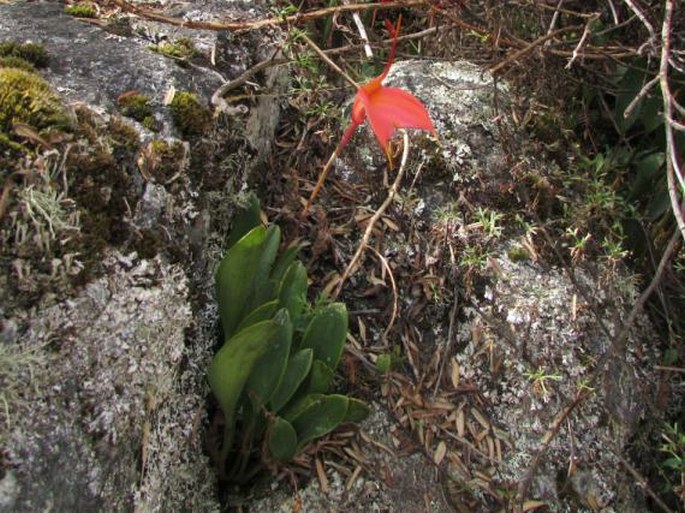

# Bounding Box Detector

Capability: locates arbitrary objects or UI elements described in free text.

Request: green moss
[150,37,196,60]
[108,116,141,152]
[0,67,67,135]
[141,116,158,131]
[64,4,97,18]
[169,91,211,138]
[507,245,530,262]
[0,56,36,72]
[0,41,49,68]
[118,93,153,122]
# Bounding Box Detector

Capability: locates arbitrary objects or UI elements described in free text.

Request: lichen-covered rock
[247,405,453,513]
[0,2,223,138]
[2,252,218,513]
[311,59,661,512]
[452,240,658,511]
[0,1,288,512]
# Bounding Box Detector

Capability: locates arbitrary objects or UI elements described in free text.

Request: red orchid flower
[339,17,436,163]
[302,17,435,216]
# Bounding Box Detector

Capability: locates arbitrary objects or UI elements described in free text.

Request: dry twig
[108,0,426,32]
[333,131,410,298]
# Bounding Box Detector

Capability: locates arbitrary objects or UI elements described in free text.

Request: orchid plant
[302,17,436,215]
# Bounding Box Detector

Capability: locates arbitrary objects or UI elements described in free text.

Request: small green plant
[474,207,504,238]
[149,37,196,60]
[524,367,562,400]
[64,4,97,18]
[660,423,685,506]
[209,194,368,482]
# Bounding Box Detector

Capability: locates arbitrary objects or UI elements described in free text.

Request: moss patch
[149,37,196,60]
[0,67,65,133]
[0,56,36,72]
[0,41,49,68]
[0,67,67,165]
[117,92,159,131]
[64,4,97,18]
[169,91,211,138]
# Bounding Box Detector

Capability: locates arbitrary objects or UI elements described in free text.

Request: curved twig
[333,131,410,298]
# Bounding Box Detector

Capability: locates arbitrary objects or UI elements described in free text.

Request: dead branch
[659,0,685,240]
[108,0,426,32]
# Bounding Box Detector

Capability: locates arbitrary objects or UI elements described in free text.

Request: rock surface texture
[0,3,662,513]
[0,1,285,512]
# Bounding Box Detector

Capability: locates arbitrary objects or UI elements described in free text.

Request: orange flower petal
[361,87,435,151]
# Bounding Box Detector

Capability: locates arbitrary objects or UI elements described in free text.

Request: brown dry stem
[333,131,410,299]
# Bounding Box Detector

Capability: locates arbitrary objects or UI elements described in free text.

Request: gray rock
[2,252,218,513]
[0,2,287,512]
[321,60,660,512]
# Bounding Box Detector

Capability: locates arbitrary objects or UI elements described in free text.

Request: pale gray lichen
[452,240,660,512]
[3,251,219,513]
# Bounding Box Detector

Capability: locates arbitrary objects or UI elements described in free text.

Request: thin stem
[333,131,410,298]
[301,144,343,219]
[298,32,359,89]
[110,0,426,32]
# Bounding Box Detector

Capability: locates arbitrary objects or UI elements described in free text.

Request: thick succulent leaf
[344,398,370,423]
[268,416,298,462]
[305,360,334,394]
[247,224,281,311]
[269,348,313,413]
[278,261,308,324]
[282,393,324,423]
[289,394,349,448]
[236,300,279,333]
[300,303,348,369]
[245,309,293,404]
[226,193,261,249]
[207,320,280,461]
[215,226,267,339]
[270,244,300,284]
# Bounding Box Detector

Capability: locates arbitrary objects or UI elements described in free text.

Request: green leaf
[268,416,298,462]
[269,348,313,413]
[305,360,334,394]
[289,394,349,448]
[226,193,261,249]
[614,65,648,134]
[236,300,279,333]
[215,226,267,339]
[207,320,281,462]
[245,309,293,404]
[248,225,281,311]
[271,244,300,284]
[300,303,348,369]
[278,261,308,324]
[344,398,370,423]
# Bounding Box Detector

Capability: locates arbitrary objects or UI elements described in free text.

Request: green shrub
[210,194,368,482]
